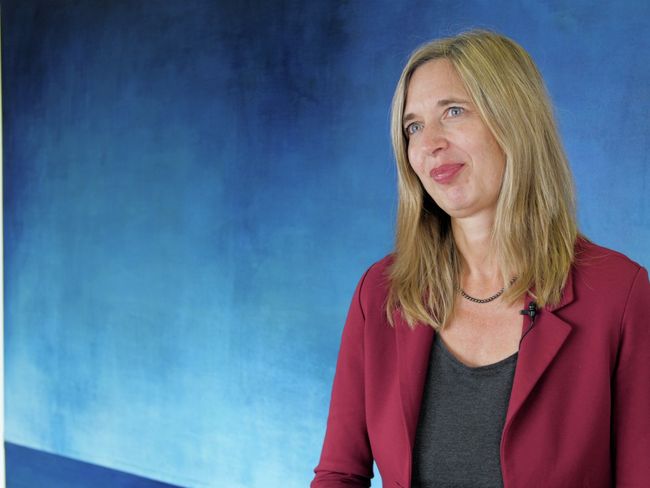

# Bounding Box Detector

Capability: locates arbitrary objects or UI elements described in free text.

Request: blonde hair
[387,30,578,329]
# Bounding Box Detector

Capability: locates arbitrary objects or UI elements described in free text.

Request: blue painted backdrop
[3,1,649,487]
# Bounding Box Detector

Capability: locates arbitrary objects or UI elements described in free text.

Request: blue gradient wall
[3,1,649,487]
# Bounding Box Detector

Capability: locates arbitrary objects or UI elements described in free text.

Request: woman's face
[403,59,505,221]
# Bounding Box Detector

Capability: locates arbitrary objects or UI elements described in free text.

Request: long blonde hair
[387,30,578,329]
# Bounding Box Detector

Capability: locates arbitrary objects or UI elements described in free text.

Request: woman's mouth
[430,163,464,184]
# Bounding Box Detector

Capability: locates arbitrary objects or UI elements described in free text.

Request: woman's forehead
[405,60,471,112]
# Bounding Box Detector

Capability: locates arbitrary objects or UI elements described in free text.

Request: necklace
[459,277,517,304]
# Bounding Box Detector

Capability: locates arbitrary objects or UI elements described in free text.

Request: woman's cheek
[407,148,423,176]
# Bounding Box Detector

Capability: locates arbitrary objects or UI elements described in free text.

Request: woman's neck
[451,214,501,285]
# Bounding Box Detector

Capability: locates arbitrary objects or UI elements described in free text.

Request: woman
[311,30,650,488]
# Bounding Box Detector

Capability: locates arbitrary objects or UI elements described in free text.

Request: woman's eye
[447,106,464,117]
[405,122,423,136]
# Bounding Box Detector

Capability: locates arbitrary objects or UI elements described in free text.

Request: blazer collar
[505,267,575,427]
[394,312,434,482]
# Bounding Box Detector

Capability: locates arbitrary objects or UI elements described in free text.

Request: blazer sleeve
[311,269,374,488]
[613,266,650,486]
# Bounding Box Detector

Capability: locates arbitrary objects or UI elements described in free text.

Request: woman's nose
[420,123,449,154]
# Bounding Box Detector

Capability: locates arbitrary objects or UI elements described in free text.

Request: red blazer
[312,241,650,488]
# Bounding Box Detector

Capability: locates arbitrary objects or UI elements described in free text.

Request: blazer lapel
[505,271,576,427]
[395,315,435,454]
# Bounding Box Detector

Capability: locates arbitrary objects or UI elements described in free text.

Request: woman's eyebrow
[436,97,471,106]
[403,113,418,125]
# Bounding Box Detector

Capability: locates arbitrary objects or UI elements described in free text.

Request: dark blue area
[5,442,183,488]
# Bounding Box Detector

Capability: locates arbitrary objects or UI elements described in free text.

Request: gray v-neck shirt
[411,335,518,488]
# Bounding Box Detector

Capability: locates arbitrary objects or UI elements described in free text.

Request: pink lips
[430,163,464,184]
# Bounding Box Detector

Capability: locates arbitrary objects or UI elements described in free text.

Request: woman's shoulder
[354,254,394,311]
[574,237,645,279]
[571,237,648,308]
[364,254,394,282]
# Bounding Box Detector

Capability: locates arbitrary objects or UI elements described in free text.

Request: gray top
[411,335,518,488]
